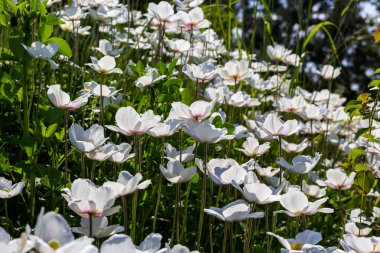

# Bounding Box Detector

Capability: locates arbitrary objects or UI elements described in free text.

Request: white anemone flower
[148,121,180,138]
[0,226,32,253]
[316,168,356,190]
[0,178,25,199]
[177,7,210,31]
[108,143,135,163]
[204,199,264,222]
[315,65,341,80]
[182,62,217,83]
[166,39,191,54]
[22,41,59,69]
[277,153,321,174]
[135,68,166,88]
[281,139,308,154]
[267,230,324,252]
[159,161,197,184]
[69,124,107,153]
[100,233,162,253]
[302,181,326,198]
[235,136,270,157]
[206,158,247,185]
[170,100,216,122]
[86,143,119,161]
[106,106,161,136]
[340,234,380,253]
[344,222,372,237]
[47,85,89,110]
[95,39,125,57]
[61,179,120,218]
[86,55,123,74]
[183,121,234,144]
[103,171,151,197]
[232,181,282,204]
[164,143,195,163]
[275,96,306,113]
[276,190,333,217]
[260,113,300,137]
[218,60,251,86]
[73,217,124,238]
[29,209,97,253]
[146,1,176,24]
[266,45,292,62]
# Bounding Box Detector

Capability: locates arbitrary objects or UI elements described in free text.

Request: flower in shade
[73,217,124,238]
[22,41,59,69]
[86,143,119,161]
[103,171,151,197]
[204,199,264,222]
[164,143,195,163]
[69,124,107,153]
[159,161,197,184]
[47,85,89,110]
[276,190,333,217]
[0,177,25,199]
[108,143,135,163]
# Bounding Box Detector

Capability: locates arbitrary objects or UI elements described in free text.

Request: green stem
[89,214,93,237]
[197,143,208,249]
[222,221,228,253]
[122,195,128,234]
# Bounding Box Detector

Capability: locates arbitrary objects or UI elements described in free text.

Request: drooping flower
[47,85,89,110]
[204,199,264,222]
[103,171,151,197]
[69,124,107,153]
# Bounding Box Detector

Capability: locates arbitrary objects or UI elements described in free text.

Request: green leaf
[9,35,24,58]
[45,123,58,138]
[168,59,178,76]
[46,37,72,58]
[43,14,64,25]
[157,61,166,75]
[17,87,23,102]
[39,24,53,42]
[355,164,368,172]
[355,127,371,140]
[348,148,365,161]
[181,88,191,105]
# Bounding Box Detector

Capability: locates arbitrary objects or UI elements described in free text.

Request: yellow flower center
[290,243,303,250]
[2,188,10,192]
[48,239,61,250]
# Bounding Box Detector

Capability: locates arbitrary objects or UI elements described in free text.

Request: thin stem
[279,136,283,183]
[122,195,128,234]
[89,214,93,237]
[180,180,191,242]
[176,183,180,244]
[64,109,69,186]
[4,199,9,232]
[222,221,228,253]
[197,143,208,249]
[91,161,96,181]
[152,174,162,233]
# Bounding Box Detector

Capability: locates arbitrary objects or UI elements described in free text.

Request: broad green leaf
[355,164,368,172]
[46,37,72,58]
[39,24,53,42]
[45,123,58,138]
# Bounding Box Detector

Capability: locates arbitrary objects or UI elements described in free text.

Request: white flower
[22,41,59,69]
[340,234,380,253]
[73,217,124,238]
[100,233,162,253]
[316,168,356,190]
[0,178,25,199]
[135,68,166,88]
[108,143,135,163]
[86,55,123,74]
[206,158,247,185]
[277,153,321,174]
[95,39,125,57]
[48,85,89,110]
[260,113,300,137]
[266,45,292,62]
[177,7,210,30]
[86,143,119,161]
[148,121,179,138]
[146,1,176,23]
[281,139,308,154]
[0,227,32,253]
[232,181,282,204]
[164,143,195,163]
[156,243,199,253]
[302,181,326,198]
[166,39,191,53]
[276,190,333,217]
[267,230,324,252]
[62,179,120,218]
[183,62,217,83]
[183,121,234,144]
[106,107,161,136]
[218,60,251,86]
[69,124,107,153]
[159,161,196,184]
[169,100,215,122]
[204,199,264,222]
[103,171,151,196]
[235,136,270,157]
[344,222,372,237]
[315,65,341,80]
[275,96,306,113]
[29,209,97,253]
